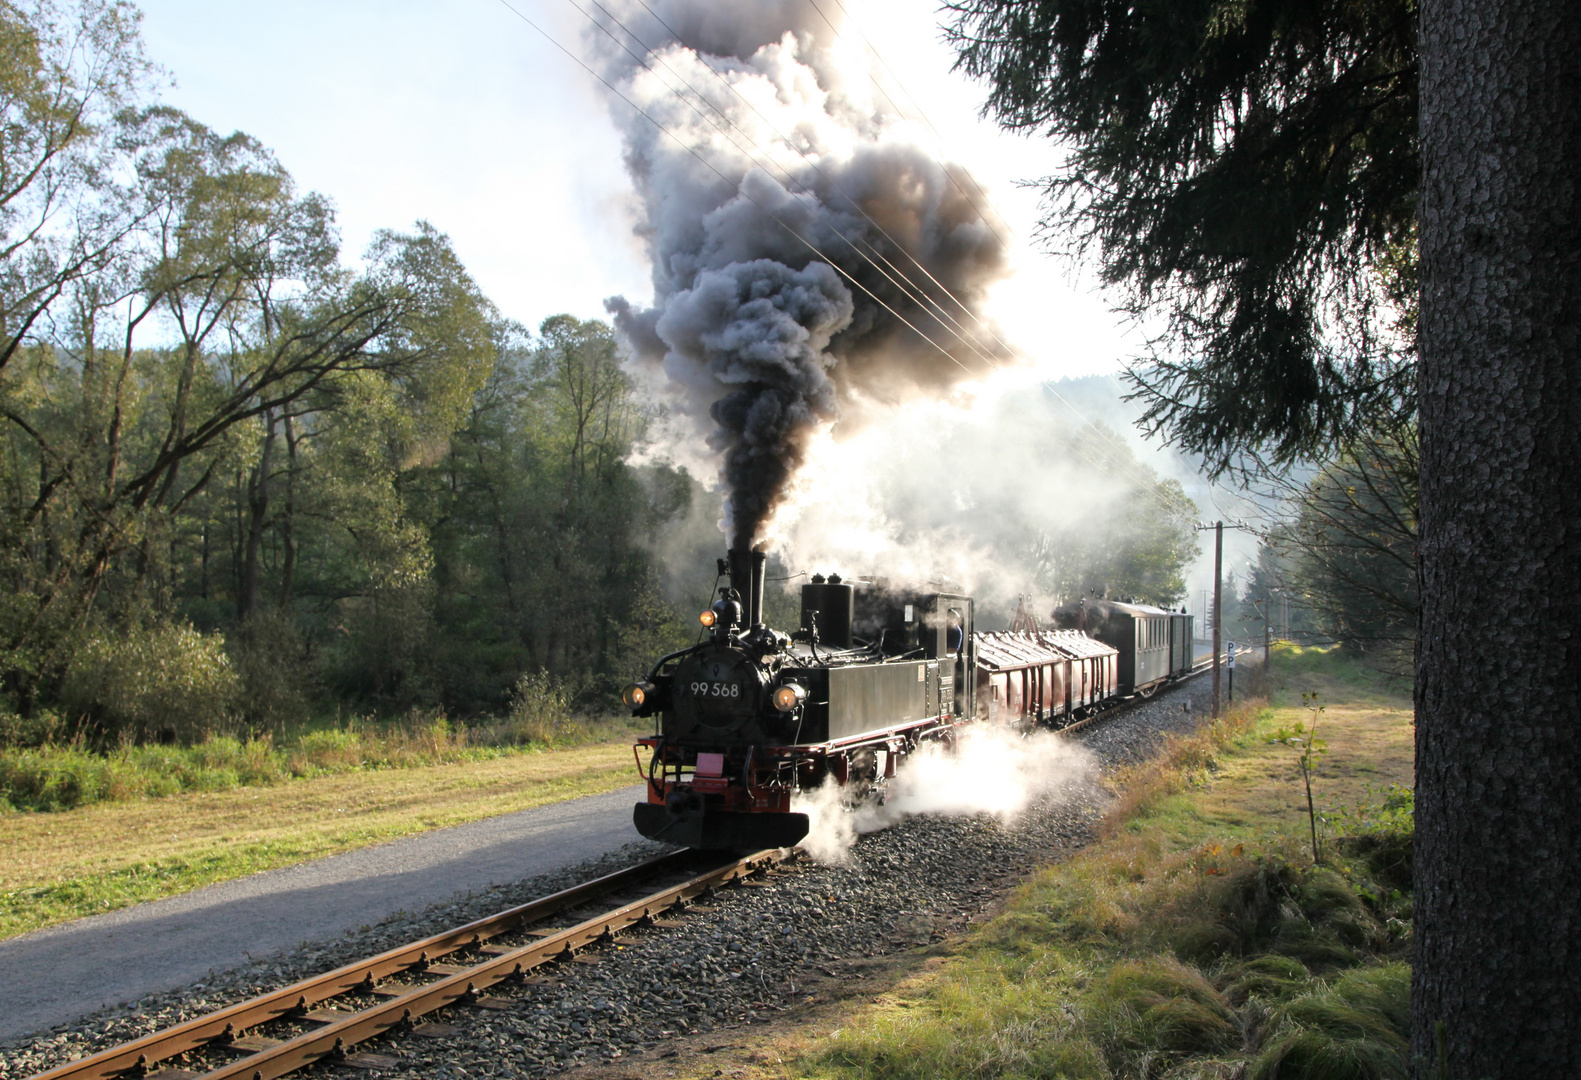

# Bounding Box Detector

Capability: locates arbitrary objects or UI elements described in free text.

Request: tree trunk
[278,412,298,610]
[240,411,276,620]
[1416,0,1581,1073]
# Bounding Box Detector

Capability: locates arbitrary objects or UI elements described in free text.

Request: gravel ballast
[0,677,1213,1079]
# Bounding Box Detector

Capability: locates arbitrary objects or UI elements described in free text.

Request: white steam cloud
[791,726,1096,865]
[764,377,1201,622]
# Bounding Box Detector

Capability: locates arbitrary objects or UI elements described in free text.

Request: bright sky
[134,0,1139,380]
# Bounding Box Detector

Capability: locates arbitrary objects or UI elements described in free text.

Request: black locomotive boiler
[623,549,974,850]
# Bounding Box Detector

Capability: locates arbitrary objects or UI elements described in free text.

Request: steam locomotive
[622,548,1196,850]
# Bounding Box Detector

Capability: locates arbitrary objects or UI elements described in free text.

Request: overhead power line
[589,0,1195,521]
[493,0,1199,525]
[493,0,988,381]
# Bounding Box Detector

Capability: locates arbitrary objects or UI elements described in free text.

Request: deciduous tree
[1242,423,1417,661]
[0,0,154,377]
[0,101,496,714]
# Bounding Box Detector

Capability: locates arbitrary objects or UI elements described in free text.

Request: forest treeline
[0,0,1199,750]
[0,0,701,745]
[1233,428,1418,668]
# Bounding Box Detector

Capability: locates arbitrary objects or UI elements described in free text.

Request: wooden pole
[1212,521,1223,718]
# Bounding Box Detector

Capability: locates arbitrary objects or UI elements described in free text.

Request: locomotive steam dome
[669,647,768,737]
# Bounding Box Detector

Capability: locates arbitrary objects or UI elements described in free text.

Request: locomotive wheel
[842,749,879,803]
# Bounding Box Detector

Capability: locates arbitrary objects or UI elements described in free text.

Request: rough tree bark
[1416,0,1581,1073]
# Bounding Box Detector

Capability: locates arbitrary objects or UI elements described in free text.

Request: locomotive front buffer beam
[633,801,811,851]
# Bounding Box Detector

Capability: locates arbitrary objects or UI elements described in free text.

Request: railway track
[1057,651,1219,735]
[27,847,792,1080]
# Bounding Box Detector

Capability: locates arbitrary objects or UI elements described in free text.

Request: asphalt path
[0,783,646,1043]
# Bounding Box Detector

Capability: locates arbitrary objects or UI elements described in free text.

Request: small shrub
[288,729,365,776]
[1327,784,1415,838]
[0,707,67,749]
[499,671,586,746]
[229,611,314,729]
[1248,964,1411,1080]
[61,622,240,744]
[1331,831,1414,898]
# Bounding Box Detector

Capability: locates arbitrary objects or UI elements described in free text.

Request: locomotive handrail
[789,643,880,665]
[644,641,710,681]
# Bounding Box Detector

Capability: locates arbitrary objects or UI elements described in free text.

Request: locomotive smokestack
[727,548,768,628]
[751,549,767,627]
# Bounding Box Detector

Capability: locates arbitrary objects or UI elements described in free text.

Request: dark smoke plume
[600,1,1009,548]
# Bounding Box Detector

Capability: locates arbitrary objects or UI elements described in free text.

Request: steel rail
[30,847,785,1080]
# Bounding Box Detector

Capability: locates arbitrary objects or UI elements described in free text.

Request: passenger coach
[1051,599,1195,695]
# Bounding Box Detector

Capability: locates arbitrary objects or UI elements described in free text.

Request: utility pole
[1213,521,1222,717]
[1252,597,1272,666]
[1195,521,1225,717]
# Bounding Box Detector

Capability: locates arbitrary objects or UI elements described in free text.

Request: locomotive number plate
[691,681,741,699]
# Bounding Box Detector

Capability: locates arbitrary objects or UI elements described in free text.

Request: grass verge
[0,741,642,940]
[800,646,1416,1080]
[0,712,644,813]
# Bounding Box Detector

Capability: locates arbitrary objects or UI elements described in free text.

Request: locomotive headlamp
[699,609,717,628]
[772,683,807,712]
[622,682,652,708]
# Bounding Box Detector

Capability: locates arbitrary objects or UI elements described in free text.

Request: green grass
[0,712,645,813]
[803,649,1416,1080]
[5,843,338,934]
[0,742,643,939]
[1264,641,1413,704]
